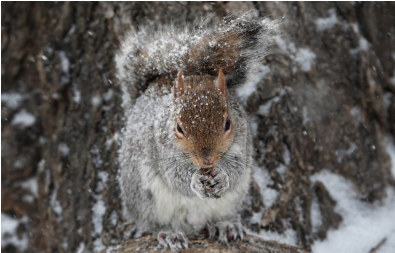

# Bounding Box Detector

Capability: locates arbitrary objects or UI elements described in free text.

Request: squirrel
[115,12,282,252]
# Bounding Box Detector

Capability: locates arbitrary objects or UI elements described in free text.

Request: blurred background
[2,2,395,253]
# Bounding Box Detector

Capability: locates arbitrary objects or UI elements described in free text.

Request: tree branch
[102,234,309,253]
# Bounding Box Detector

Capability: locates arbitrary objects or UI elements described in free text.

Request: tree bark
[2,2,395,253]
[100,234,308,253]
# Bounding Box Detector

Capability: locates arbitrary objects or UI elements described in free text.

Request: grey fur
[116,13,281,251]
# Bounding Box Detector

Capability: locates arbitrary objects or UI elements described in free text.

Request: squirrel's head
[173,69,234,168]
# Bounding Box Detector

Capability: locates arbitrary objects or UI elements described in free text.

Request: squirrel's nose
[202,156,215,166]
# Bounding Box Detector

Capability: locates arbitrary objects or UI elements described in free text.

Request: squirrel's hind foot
[157,230,188,252]
[207,219,245,243]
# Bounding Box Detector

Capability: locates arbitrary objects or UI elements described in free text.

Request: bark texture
[2,2,395,253]
[100,234,308,253]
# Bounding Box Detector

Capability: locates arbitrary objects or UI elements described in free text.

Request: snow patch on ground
[92,197,106,236]
[91,146,104,169]
[92,195,106,252]
[19,177,38,196]
[1,214,29,251]
[109,211,118,226]
[91,171,109,252]
[283,145,291,165]
[91,95,102,107]
[105,131,120,150]
[58,51,70,85]
[275,35,295,54]
[103,89,114,101]
[58,143,70,157]
[311,170,395,253]
[349,106,361,125]
[302,106,311,124]
[51,190,63,218]
[294,48,316,72]
[249,210,263,225]
[247,224,297,246]
[350,37,370,56]
[1,93,25,109]
[334,143,357,163]
[253,165,279,208]
[236,64,271,103]
[315,8,338,32]
[377,233,395,253]
[275,36,316,73]
[93,237,105,253]
[358,37,369,51]
[76,242,85,253]
[72,83,81,104]
[257,89,286,116]
[105,244,121,253]
[278,146,290,181]
[349,23,370,57]
[11,109,36,128]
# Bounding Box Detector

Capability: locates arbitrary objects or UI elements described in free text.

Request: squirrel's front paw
[207,219,245,243]
[191,168,229,199]
[157,230,188,252]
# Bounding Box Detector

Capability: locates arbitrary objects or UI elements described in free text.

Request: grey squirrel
[116,12,282,252]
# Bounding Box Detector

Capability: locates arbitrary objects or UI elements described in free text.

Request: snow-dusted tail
[115,13,282,111]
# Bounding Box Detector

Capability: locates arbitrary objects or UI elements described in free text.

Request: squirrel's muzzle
[202,156,215,167]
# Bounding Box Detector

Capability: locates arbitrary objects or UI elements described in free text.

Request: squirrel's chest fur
[144,164,245,234]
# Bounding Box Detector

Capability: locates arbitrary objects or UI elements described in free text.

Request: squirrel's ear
[217,69,229,99]
[174,70,185,99]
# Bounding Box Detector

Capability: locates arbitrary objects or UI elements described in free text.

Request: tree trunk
[2,2,394,253]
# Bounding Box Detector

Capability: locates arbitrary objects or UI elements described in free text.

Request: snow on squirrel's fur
[115,12,283,111]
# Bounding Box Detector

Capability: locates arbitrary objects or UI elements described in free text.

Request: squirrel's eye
[225,117,231,131]
[177,124,184,135]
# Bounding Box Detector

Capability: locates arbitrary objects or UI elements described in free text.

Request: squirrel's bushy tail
[116,13,282,110]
